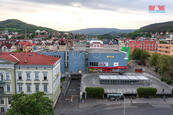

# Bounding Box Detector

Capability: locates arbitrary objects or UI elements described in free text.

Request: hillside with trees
[0,19,58,33]
[127,21,173,38]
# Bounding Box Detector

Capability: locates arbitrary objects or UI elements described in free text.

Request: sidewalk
[79,98,173,109]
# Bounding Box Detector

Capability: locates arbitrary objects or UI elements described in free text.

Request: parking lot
[81,73,173,95]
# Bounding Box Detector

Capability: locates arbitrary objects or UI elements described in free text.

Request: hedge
[166,79,172,85]
[137,87,157,97]
[172,89,173,95]
[161,77,166,81]
[85,87,104,98]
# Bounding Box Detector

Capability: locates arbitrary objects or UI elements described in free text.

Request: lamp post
[123,95,126,115]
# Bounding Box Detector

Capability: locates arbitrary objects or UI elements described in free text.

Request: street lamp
[123,95,126,115]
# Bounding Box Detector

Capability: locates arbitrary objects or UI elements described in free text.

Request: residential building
[0,58,16,112]
[38,52,66,75]
[23,42,36,52]
[0,43,17,52]
[89,40,104,48]
[0,52,61,108]
[157,43,173,55]
[128,40,157,54]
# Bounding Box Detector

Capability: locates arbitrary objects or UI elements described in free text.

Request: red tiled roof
[23,42,36,47]
[36,43,54,45]
[18,41,27,45]
[0,43,13,49]
[0,52,60,65]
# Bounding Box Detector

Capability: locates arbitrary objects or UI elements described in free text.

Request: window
[43,84,48,92]
[6,73,10,80]
[35,73,39,80]
[8,98,11,104]
[27,84,31,92]
[0,99,4,104]
[7,85,10,92]
[18,73,22,80]
[35,84,39,92]
[26,73,30,80]
[18,84,22,92]
[89,62,98,66]
[43,73,47,80]
[0,73,3,81]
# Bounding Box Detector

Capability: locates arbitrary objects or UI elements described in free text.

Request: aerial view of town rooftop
[0,0,173,115]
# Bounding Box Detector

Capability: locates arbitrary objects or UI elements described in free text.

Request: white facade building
[0,52,61,109]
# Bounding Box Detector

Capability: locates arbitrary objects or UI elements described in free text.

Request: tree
[166,56,173,80]
[140,50,150,65]
[131,48,142,60]
[7,92,54,115]
[157,55,169,76]
[150,53,159,71]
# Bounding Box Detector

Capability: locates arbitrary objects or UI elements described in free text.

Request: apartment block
[157,43,173,55]
[128,40,157,54]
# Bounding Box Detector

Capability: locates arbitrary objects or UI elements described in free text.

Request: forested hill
[141,21,173,33]
[127,21,173,38]
[0,19,58,33]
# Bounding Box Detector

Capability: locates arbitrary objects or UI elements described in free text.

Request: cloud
[1,0,173,31]
[20,0,173,14]
[19,0,147,11]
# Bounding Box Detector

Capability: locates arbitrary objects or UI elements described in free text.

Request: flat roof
[99,75,109,80]
[99,75,149,81]
[109,75,119,80]
[86,48,124,53]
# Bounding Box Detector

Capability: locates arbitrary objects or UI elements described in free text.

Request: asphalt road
[54,79,80,115]
[65,103,173,115]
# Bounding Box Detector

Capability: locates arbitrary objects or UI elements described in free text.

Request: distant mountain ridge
[69,28,136,35]
[0,19,58,33]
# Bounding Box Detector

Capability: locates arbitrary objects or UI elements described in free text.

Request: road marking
[152,104,172,108]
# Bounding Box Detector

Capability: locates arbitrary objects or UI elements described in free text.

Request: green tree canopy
[131,48,142,60]
[150,53,159,67]
[7,92,54,115]
[140,50,150,64]
[131,48,150,65]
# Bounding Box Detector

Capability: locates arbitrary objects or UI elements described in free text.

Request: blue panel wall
[38,52,65,74]
[68,51,85,73]
[88,53,128,67]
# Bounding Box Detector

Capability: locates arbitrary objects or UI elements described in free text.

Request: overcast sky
[0,0,173,31]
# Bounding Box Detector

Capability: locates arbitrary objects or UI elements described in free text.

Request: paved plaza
[81,73,173,94]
